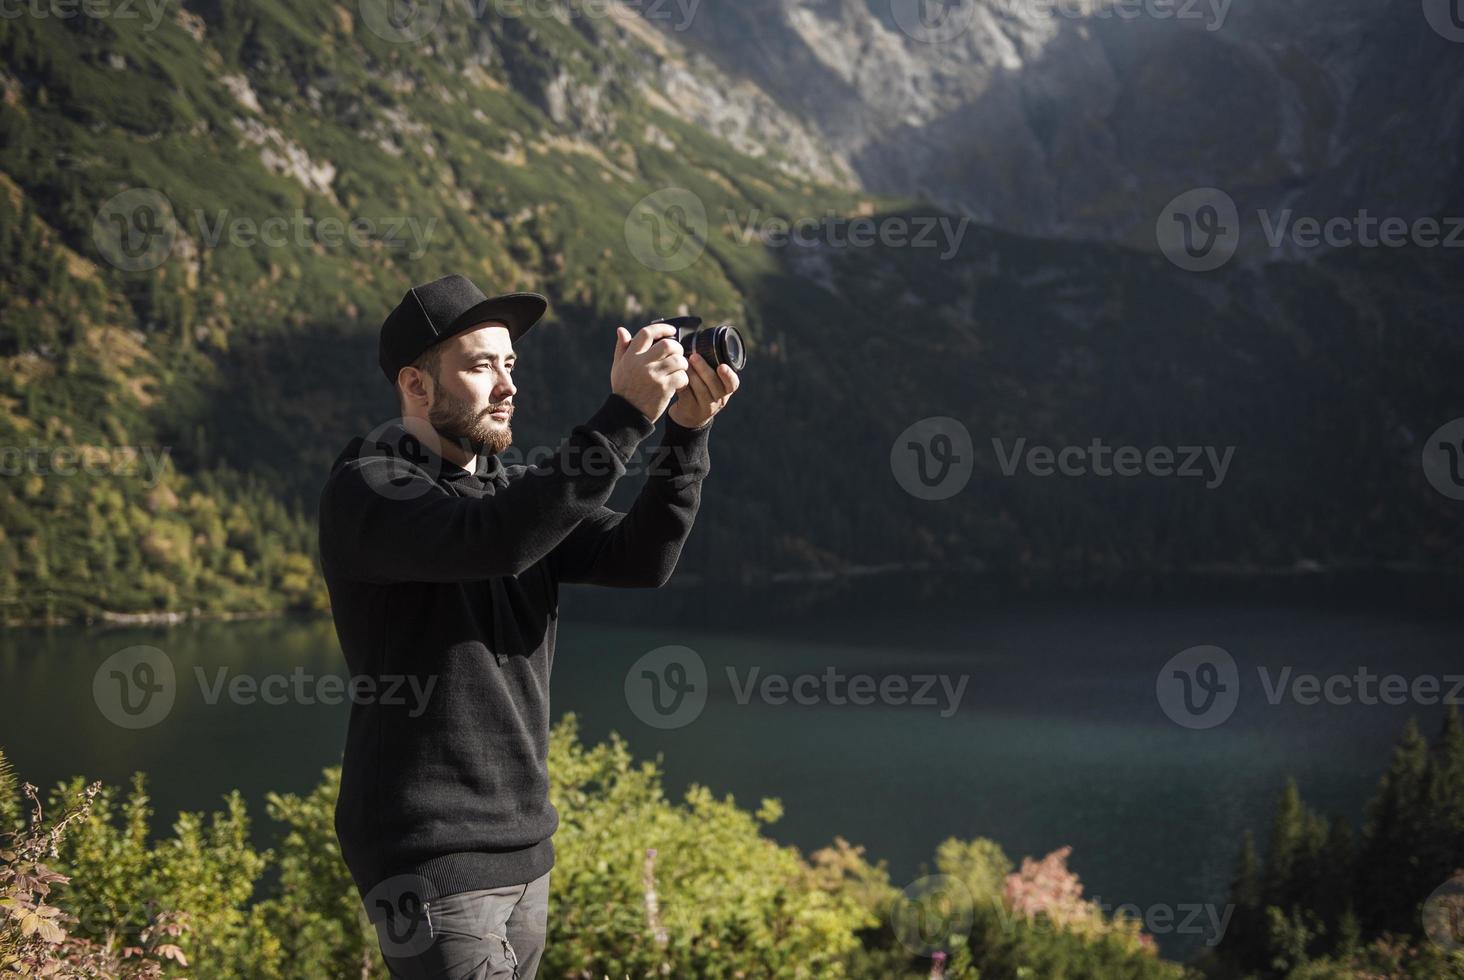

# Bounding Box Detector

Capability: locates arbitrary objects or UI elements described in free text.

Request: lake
[2,582,1459,961]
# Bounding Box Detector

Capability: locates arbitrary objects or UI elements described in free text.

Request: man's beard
[427,388,513,457]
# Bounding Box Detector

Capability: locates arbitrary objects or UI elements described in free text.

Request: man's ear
[396,365,431,410]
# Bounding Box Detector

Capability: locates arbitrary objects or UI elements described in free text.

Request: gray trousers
[374,872,550,980]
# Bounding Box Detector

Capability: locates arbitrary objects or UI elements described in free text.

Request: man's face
[410,321,518,456]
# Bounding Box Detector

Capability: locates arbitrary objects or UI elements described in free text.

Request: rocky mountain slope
[656,0,1464,248]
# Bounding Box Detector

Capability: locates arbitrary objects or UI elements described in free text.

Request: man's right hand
[610,323,689,423]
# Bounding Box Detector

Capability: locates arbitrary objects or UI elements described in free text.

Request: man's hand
[667,351,739,429]
[611,323,689,423]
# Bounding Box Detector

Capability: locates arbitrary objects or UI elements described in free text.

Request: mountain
[0,0,884,622]
[655,0,1464,249]
[0,0,1459,624]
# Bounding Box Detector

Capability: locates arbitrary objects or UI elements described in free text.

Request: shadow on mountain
[656,0,1464,244]
[152,216,1464,610]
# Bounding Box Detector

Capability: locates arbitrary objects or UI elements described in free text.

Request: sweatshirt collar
[374,421,506,488]
[474,452,507,486]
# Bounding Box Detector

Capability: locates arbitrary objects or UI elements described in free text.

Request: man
[317,274,738,979]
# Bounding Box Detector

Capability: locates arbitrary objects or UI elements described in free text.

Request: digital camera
[651,315,747,372]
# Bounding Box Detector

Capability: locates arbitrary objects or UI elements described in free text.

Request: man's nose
[496,372,517,399]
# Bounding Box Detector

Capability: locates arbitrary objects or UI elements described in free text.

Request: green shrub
[2,720,1196,978]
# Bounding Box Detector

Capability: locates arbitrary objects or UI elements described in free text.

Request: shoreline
[2,607,292,630]
[5,561,1459,630]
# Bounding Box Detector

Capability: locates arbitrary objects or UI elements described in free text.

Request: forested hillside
[1,1,1460,624]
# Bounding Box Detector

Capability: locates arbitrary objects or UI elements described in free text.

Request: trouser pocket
[486,931,519,980]
[414,893,521,980]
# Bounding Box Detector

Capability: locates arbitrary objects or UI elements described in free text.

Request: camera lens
[714,325,746,372]
[652,316,747,372]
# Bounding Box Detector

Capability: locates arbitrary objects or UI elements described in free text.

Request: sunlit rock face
[653,0,1464,249]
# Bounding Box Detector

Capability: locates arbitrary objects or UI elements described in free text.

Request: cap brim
[446,292,549,344]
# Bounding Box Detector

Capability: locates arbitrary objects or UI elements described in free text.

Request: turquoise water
[2,593,1458,960]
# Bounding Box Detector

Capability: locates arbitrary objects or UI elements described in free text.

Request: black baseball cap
[378,274,548,384]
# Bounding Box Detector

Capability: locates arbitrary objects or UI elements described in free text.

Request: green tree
[1357,719,1430,936]
[1263,780,1329,920]
[1225,829,1266,970]
[1419,706,1464,892]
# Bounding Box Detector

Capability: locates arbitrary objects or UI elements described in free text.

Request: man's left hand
[667,352,740,429]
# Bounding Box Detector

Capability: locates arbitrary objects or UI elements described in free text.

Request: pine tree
[1246,778,1333,971]
[1313,815,1355,952]
[1224,830,1266,971]
[1357,719,1430,936]
[1264,780,1327,910]
[1419,706,1464,905]
[1225,716,1464,975]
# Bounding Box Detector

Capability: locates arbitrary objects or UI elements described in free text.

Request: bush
[1,721,1191,978]
[0,750,188,978]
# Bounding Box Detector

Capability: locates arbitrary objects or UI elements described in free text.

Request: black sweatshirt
[317,392,710,907]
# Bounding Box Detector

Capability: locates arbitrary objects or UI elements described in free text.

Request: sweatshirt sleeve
[319,394,656,584]
[546,414,711,588]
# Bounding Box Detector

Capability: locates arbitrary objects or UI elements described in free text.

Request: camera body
[650,315,747,372]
